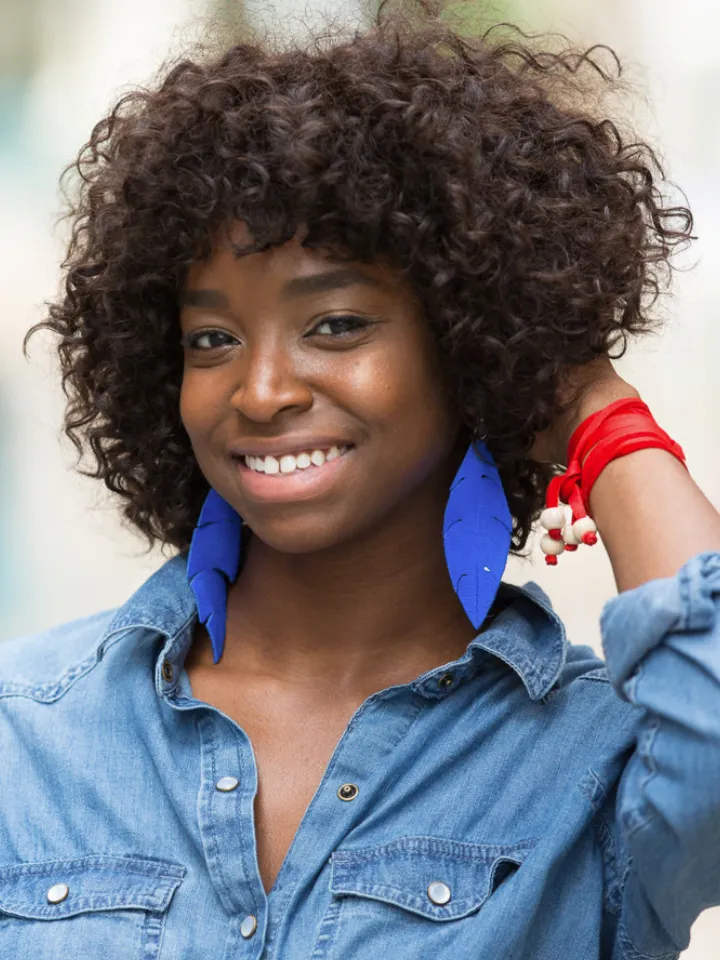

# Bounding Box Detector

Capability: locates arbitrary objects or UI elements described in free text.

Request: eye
[308,315,371,338]
[182,329,237,351]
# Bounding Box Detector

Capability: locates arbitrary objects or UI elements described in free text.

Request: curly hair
[25,0,693,554]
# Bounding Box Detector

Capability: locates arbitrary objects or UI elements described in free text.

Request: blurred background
[1,0,718,953]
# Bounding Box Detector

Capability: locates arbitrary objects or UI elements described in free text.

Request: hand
[529,357,640,466]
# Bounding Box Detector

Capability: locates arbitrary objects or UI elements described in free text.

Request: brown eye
[183,330,237,350]
[309,315,371,337]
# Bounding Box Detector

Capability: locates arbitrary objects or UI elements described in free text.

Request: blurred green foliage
[209,0,530,42]
[440,0,530,35]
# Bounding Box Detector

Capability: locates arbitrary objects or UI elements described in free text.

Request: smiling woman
[3,0,720,958]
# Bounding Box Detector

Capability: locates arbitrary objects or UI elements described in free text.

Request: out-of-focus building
[0,0,718,954]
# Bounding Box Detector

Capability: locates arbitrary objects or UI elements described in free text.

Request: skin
[179,222,720,894]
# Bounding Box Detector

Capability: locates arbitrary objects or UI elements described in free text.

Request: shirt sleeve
[599,550,720,959]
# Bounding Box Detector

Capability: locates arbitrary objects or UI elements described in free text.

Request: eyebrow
[180,267,388,309]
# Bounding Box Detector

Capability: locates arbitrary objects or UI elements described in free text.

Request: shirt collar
[101,552,567,703]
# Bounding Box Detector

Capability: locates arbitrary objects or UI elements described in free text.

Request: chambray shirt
[1,550,720,960]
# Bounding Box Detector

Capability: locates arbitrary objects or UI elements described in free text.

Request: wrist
[558,382,641,465]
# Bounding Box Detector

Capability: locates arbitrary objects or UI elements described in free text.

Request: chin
[243,515,352,556]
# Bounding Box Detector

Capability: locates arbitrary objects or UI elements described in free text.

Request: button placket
[197,713,265,922]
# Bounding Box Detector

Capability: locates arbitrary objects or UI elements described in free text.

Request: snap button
[427,880,452,905]
[47,883,69,905]
[215,776,240,792]
[161,660,174,683]
[337,783,359,802]
[240,914,257,939]
[438,673,454,689]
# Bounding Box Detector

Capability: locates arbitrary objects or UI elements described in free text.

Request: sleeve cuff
[600,551,720,694]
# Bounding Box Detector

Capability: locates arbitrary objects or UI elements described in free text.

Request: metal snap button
[215,776,240,792]
[427,880,452,905]
[438,673,454,689]
[240,914,257,939]
[161,660,174,683]
[337,783,359,802]
[47,883,69,905]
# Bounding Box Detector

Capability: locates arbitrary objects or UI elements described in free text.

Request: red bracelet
[539,398,687,565]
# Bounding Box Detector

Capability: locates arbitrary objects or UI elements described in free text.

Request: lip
[230,437,355,459]
[232,446,355,504]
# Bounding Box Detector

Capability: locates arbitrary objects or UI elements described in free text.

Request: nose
[228,340,313,423]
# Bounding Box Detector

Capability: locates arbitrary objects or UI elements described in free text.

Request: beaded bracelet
[539,398,687,565]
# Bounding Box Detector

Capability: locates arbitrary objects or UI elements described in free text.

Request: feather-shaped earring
[186,488,243,663]
[443,441,512,630]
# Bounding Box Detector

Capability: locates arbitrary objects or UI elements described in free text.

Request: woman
[1,1,719,957]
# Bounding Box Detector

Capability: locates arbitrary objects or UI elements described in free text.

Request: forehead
[183,222,410,301]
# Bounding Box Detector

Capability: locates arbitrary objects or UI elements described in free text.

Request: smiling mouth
[236,444,353,478]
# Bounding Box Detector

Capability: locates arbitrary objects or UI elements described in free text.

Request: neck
[218,500,476,693]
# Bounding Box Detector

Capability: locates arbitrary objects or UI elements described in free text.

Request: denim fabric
[1,550,719,960]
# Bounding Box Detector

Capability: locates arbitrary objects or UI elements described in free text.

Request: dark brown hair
[25,0,693,552]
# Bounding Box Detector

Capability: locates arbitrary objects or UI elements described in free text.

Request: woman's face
[179,223,464,554]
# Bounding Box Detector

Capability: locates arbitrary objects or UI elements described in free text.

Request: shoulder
[0,609,121,701]
[507,578,639,726]
[0,553,195,704]
[511,579,615,682]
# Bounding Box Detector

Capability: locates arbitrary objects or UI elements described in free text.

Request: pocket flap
[0,854,185,920]
[331,836,536,921]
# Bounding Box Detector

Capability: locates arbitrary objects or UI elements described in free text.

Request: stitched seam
[617,920,679,960]
[332,837,537,865]
[0,855,185,881]
[0,627,140,702]
[576,673,613,686]
[333,882,482,919]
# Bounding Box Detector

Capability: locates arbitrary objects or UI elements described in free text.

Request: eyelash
[183,315,371,351]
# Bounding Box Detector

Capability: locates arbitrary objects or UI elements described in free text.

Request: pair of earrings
[187,442,512,662]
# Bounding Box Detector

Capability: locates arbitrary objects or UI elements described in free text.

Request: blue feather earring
[187,440,511,662]
[186,488,243,664]
[443,440,512,630]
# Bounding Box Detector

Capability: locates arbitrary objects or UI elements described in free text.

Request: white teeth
[244,445,349,476]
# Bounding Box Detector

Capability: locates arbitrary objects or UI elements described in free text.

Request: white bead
[562,523,580,546]
[540,534,565,556]
[540,507,566,530]
[572,516,597,539]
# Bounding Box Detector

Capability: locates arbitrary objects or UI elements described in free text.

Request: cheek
[179,370,221,447]
[341,338,452,427]
[345,344,460,491]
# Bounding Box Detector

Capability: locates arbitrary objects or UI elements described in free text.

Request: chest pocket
[323,836,537,958]
[0,854,185,960]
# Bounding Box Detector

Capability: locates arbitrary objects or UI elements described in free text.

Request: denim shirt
[1,550,720,960]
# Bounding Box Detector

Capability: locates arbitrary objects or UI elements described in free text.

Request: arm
[533,356,720,592]
[567,366,720,592]
[539,361,720,957]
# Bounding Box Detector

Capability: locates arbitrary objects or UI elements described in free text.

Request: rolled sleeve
[599,551,720,958]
